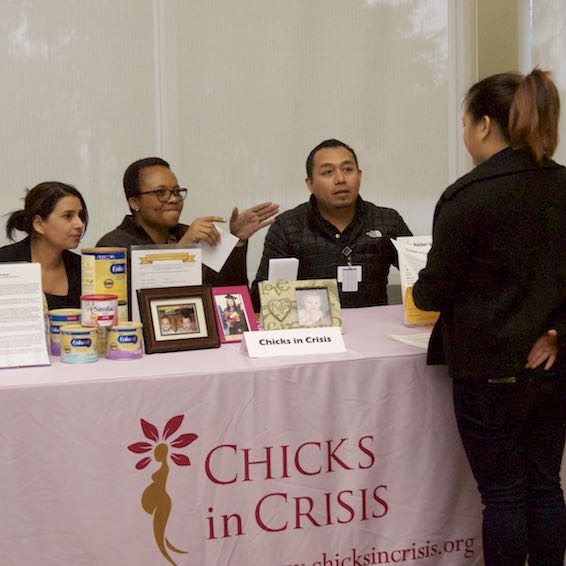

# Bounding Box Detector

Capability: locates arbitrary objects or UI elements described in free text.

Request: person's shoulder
[0,238,29,262]
[362,200,402,215]
[97,229,130,248]
[443,148,563,201]
[275,201,310,223]
[96,217,137,248]
[265,202,310,239]
[360,199,405,222]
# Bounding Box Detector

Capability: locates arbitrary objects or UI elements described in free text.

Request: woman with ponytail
[414,69,566,565]
[0,181,88,309]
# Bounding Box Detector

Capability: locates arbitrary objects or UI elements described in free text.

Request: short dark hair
[6,181,88,241]
[306,139,359,178]
[123,157,170,200]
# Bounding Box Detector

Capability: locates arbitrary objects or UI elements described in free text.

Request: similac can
[61,325,98,363]
[106,322,144,360]
[48,308,81,356]
[81,247,127,302]
[81,294,118,326]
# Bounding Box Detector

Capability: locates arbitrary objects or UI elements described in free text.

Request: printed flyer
[392,236,439,327]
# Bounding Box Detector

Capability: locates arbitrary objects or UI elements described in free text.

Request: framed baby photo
[258,279,343,332]
[137,286,220,354]
[211,286,258,343]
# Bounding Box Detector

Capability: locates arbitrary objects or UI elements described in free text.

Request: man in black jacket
[251,139,411,310]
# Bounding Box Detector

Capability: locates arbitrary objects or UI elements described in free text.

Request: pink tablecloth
[0,305,483,565]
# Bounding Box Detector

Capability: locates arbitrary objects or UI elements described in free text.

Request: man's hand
[229,202,279,242]
[178,216,226,246]
[525,329,558,370]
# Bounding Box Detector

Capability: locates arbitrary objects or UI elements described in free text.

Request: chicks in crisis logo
[128,415,198,566]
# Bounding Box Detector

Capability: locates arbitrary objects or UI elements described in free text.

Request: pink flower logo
[128,415,198,469]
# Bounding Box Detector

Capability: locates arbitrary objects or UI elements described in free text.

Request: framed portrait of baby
[211,286,258,343]
[258,279,343,332]
[137,286,220,353]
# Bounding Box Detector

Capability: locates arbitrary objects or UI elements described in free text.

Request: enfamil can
[48,308,81,356]
[106,322,143,360]
[60,325,98,363]
[81,247,127,302]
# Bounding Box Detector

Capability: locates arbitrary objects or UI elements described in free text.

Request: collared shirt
[251,196,412,309]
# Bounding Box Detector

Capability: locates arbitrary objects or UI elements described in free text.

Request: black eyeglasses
[137,187,188,202]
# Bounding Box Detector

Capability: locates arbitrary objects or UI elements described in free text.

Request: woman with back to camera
[0,181,87,309]
[413,69,566,565]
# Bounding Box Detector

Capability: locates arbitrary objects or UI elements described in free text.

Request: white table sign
[242,326,345,358]
[0,262,50,368]
[130,245,202,322]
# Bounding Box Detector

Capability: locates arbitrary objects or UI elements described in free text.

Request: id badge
[337,265,362,292]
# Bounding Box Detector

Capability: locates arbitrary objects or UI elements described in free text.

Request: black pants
[453,371,566,566]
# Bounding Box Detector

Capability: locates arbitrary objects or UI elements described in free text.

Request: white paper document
[130,245,203,322]
[0,263,50,368]
[389,332,431,350]
[200,227,239,273]
[392,236,439,326]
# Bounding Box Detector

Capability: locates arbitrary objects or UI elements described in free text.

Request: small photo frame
[258,279,343,332]
[137,286,220,354]
[211,286,258,343]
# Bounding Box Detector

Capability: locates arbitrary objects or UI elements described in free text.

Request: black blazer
[413,148,566,380]
[0,237,82,309]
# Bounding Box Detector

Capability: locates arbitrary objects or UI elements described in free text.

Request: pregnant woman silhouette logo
[128,415,198,565]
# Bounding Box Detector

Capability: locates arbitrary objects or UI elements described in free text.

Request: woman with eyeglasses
[0,181,88,309]
[97,157,278,286]
[413,69,566,565]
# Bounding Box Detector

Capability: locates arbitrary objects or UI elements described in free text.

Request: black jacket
[0,237,82,309]
[413,148,566,380]
[251,196,411,309]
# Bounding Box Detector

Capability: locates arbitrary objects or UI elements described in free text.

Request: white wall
[0,0,476,279]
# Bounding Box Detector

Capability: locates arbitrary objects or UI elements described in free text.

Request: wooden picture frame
[137,286,220,354]
[258,279,343,332]
[211,285,258,343]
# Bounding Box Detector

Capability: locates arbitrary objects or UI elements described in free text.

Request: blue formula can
[60,325,98,363]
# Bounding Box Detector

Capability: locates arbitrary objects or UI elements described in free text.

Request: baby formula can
[81,247,127,302]
[81,294,118,327]
[61,325,98,363]
[106,322,144,360]
[48,308,81,356]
